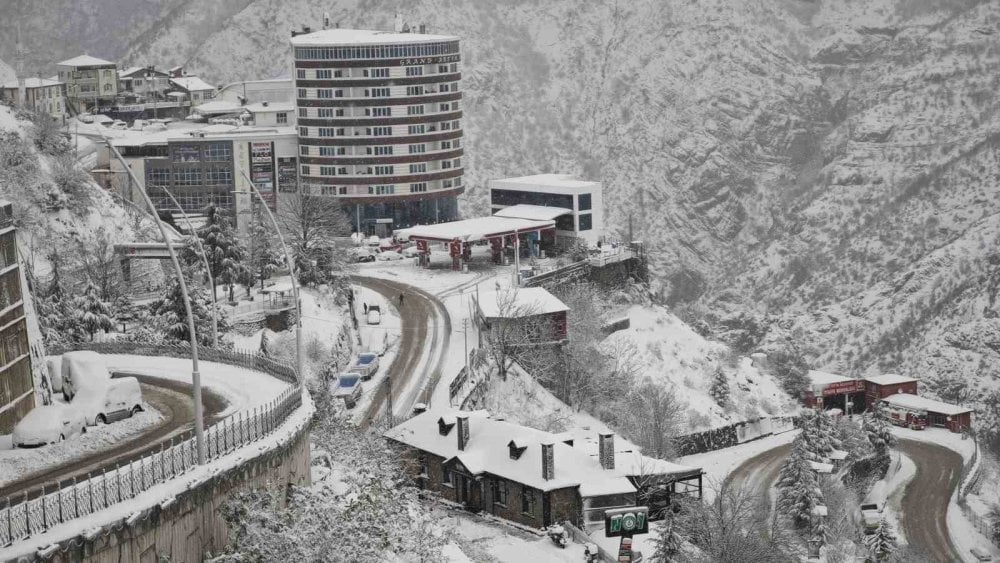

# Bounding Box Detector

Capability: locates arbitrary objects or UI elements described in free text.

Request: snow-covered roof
[57,54,115,67]
[493,204,574,221]
[170,76,216,92]
[397,216,554,243]
[262,282,294,294]
[193,100,244,115]
[475,287,569,318]
[0,77,62,89]
[385,408,701,495]
[491,174,600,195]
[828,449,849,461]
[865,374,918,386]
[882,393,970,416]
[119,66,144,77]
[808,370,854,387]
[245,102,295,113]
[809,461,834,474]
[290,29,458,47]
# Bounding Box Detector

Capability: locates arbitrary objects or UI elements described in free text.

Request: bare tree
[74,226,121,302]
[615,378,686,459]
[278,189,353,286]
[478,284,558,380]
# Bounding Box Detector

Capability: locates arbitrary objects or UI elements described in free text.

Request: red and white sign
[822,380,864,396]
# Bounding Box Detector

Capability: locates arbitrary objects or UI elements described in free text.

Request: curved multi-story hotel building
[291,29,464,235]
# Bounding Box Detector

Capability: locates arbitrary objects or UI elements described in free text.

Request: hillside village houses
[0,77,66,122]
[56,54,118,114]
[385,408,703,529]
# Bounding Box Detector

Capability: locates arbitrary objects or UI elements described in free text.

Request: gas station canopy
[397,216,555,243]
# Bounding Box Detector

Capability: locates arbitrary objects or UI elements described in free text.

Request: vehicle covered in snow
[75,377,144,426]
[331,373,363,409]
[12,404,88,447]
[352,352,380,380]
[60,351,112,401]
[350,247,377,263]
[884,401,927,430]
[859,479,888,531]
[375,249,405,261]
[46,356,63,392]
[367,304,382,325]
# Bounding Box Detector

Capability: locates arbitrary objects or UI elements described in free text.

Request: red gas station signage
[822,380,865,396]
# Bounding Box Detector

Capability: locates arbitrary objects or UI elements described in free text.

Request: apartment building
[0,77,66,122]
[290,28,464,236]
[56,54,118,114]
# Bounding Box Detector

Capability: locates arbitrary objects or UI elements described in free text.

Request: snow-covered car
[75,377,144,426]
[859,480,887,532]
[77,113,95,124]
[61,351,112,402]
[366,304,382,325]
[350,247,377,263]
[12,404,87,447]
[366,235,381,247]
[46,356,63,392]
[376,250,405,261]
[331,373,363,409]
[352,352,380,380]
[401,246,421,258]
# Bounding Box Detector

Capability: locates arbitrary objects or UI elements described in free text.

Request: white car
[350,247,377,263]
[61,351,112,402]
[12,404,88,447]
[76,377,145,426]
[401,246,421,258]
[367,304,382,325]
[376,250,405,261]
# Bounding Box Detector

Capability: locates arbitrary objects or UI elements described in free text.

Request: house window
[579,213,593,231]
[492,480,509,506]
[418,454,429,477]
[521,487,536,515]
[578,193,592,211]
[277,112,288,124]
[443,467,453,486]
[405,66,423,76]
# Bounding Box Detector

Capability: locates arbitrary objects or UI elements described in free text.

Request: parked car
[12,404,87,447]
[61,351,112,402]
[331,373,363,409]
[401,246,421,258]
[376,250,405,261]
[350,247,377,263]
[75,377,144,426]
[366,235,382,247]
[859,479,887,532]
[46,356,63,392]
[77,113,95,124]
[352,352,380,380]
[367,304,382,325]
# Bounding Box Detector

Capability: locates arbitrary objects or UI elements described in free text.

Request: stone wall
[43,423,310,563]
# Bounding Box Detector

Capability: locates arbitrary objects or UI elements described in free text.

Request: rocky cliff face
[44,0,1000,396]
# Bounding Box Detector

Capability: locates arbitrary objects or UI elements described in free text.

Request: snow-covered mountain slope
[113,0,1000,399]
[0,57,14,84]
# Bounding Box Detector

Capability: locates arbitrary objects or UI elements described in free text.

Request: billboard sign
[604,507,649,538]
[248,141,275,209]
[822,380,864,397]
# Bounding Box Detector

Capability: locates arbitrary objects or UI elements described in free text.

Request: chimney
[541,443,555,480]
[419,23,426,34]
[599,433,615,470]
[457,415,470,451]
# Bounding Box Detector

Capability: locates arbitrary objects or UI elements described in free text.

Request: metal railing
[228,297,296,319]
[1,344,303,548]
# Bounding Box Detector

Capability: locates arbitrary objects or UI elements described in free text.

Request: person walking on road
[363,302,368,314]
[398,292,405,307]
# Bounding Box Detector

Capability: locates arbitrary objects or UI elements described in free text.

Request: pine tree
[242,216,281,296]
[777,437,821,529]
[76,282,113,341]
[709,366,730,408]
[650,506,684,561]
[149,278,226,347]
[863,402,896,460]
[191,205,247,304]
[863,517,897,562]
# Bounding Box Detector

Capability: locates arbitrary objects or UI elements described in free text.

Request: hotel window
[339,186,347,195]
[454,158,461,167]
[317,108,334,118]
[492,481,508,506]
[319,146,342,156]
[299,108,308,118]
[409,163,427,173]
[452,120,460,129]
[334,70,343,78]
[444,179,455,188]
[335,89,344,98]
[321,186,336,195]
[441,141,452,150]
[368,87,390,98]
[299,126,309,137]
[369,185,395,195]
[405,66,423,76]
[409,144,425,154]
[579,214,593,231]
[320,166,336,175]
[373,146,393,155]
[439,103,450,112]
[408,124,425,135]
[441,122,451,130]
[318,89,333,99]
[297,69,306,79]
[578,193,592,211]
[300,146,309,156]
[366,107,391,117]
[373,165,394,175]
[301,165,310,175]
[316,69,332,79]
[407,105,424,115]
[318,127,334,137]
[438,65,448,73]
[277,113,288,124]
[450,63,458,72]
[338,167,348,174]
[410,182,427,193]
[368,68,389,78]
[406,85,424,96]
[440,84,450,93]
[368,126,392,136]
[298,88,307,98]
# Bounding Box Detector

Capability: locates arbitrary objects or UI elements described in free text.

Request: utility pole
[236,170,303,383]
[462,317,469,370]
[98,130,207,464]
[385,375,393,428]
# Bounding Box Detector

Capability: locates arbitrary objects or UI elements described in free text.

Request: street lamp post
[98,132,207,464]
[155,186,220,348]
[235,170,303,383]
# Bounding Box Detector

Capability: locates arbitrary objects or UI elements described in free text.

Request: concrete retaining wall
[40,424,310,563]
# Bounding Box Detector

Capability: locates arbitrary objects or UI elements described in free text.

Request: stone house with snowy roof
[385,408,703,529]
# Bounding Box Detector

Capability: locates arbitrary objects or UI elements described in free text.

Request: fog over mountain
[13,0,1000,395]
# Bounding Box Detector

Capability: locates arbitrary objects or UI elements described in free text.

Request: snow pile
[604,305,796,431]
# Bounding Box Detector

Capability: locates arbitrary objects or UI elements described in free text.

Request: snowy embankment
[679,429,799,501]
[882,451,916,544]
[0,390,313,561]
[101,354,291,416]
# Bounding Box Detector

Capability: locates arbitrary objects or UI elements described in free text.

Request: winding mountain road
[354,275,451,429]
[725,437,964,562]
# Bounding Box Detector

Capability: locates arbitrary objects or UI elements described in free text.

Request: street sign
[604,506,649,538]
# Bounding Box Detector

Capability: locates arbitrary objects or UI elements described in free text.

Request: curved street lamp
[235,170,303,383]
[99,131,207,464]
